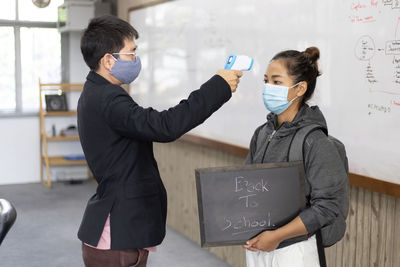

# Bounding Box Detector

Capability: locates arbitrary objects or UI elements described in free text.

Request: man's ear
[100,53,115,72]
[296,81,308,97]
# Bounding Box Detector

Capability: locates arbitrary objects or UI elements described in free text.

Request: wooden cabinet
[39,81,88,188]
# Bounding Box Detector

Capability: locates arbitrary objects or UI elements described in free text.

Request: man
[78,15,242,267]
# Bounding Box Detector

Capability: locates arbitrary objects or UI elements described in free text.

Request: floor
[0,180,231,267]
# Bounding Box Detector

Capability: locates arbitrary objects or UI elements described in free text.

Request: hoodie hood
[265,104,328,138]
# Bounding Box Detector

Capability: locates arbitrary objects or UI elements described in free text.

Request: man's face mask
[110,53,141,84]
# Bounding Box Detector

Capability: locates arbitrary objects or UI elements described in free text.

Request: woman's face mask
[110,54,141,84]
[262,82,300,115]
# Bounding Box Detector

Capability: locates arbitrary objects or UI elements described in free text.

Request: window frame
[0,0,59,117]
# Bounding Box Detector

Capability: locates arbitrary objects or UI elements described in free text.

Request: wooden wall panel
[154,140,400,267]
[394,199,400,265]
[154,141,246,267]
[362,189,372,267]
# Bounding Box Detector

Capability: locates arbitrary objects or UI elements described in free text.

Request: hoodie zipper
[261,129,277,163]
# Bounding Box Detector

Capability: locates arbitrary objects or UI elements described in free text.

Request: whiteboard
[129,0,400,184]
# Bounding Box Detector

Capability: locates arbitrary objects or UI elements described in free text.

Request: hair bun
[304,47,320,63]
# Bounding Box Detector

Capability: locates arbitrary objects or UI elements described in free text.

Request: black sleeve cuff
[206,74,232,103]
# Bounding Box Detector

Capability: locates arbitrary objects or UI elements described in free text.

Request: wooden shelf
[40,83,83,92]
[43,156,86,166]
[46,135,79,141]
[39,81,86,188]
[43,111,77,117]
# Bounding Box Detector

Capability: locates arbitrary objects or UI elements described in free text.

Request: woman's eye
[274,81,281,85]
[264,79,268,84]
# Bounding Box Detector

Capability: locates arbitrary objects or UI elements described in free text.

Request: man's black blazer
[77,71,231,249]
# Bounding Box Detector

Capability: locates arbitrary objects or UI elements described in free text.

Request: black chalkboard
[195,161,307,247]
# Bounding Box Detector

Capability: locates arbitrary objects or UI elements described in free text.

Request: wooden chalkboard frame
[195,161,307,247]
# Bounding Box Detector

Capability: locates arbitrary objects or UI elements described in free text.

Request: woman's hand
[243,216,309,252]
[242,230,282,252]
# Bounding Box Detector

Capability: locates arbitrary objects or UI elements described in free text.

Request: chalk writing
[235,176,270,193]
[196,163,305,246]
[227,174,274,235]
[238,194,259,208]
[222,213,275,236]
[235,176,270,208]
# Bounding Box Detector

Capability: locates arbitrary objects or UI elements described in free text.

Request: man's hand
[242,230,282,252]
[217,69,243,92]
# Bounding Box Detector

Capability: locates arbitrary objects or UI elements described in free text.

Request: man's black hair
[81,15,139,71]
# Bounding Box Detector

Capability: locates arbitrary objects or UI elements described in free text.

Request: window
[0,0,63,114]
[0,27,15,110]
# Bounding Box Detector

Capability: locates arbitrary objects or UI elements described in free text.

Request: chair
[0,199,17,245]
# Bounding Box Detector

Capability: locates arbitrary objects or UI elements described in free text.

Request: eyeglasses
[112,52,136,56]
[111,52,137,61]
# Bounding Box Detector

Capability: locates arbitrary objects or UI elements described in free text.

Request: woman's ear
[296,81,308,97]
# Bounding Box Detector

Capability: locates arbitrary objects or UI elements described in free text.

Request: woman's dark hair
[271,47,321,104]
[81,15,139,71]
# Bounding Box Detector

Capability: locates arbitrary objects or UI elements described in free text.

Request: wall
[118,0,169,21]
[68,31,90,83]
[102,0,118,16]
[0,117,40,184]
[154,140,400,267]
[61,0,94,83]
[0,114,87,185]
[127,0,400,184]
[120,1,400,266]
[61,31,90,83]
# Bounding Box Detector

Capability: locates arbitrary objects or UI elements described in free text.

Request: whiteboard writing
[131,0,400,184]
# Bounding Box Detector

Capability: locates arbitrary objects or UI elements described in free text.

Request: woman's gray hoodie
[245,105,349,237]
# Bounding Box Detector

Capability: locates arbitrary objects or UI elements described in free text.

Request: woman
[243,47,349,267]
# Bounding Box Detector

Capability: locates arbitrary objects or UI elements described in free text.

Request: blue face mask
[110,55,141,84]
[262,82,300,114]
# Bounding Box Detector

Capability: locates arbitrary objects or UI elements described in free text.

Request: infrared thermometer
[224,54,254,71]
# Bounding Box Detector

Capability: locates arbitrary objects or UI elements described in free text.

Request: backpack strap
[288,124,328,267]
[255,123,269,153]
[316,230,327,267]
[288,124,325,162]
[251,123,270,164]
